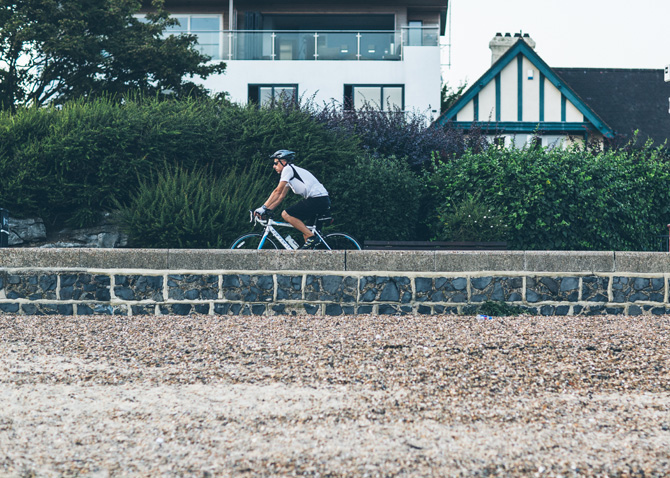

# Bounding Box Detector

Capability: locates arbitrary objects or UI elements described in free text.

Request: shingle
[554,68,670,147]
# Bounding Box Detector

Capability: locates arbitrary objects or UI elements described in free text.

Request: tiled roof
[553,68,670,147]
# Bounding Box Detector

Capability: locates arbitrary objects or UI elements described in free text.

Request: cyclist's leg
[281,210,311,240]
[284,197,329,241]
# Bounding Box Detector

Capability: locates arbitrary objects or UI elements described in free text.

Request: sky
[441,0,670,88]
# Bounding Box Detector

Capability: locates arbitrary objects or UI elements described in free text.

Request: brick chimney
[489,32,536,64]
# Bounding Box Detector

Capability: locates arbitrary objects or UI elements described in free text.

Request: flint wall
[1,249,670,316]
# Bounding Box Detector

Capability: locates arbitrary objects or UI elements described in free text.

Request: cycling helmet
[269,149,295,163]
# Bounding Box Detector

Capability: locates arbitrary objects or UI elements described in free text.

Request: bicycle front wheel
[319,233,362,250]
[230,233,278,250]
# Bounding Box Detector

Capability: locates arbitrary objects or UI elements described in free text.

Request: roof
[160,0,448,9]
[553,68,670,147]
[434,38,615,138]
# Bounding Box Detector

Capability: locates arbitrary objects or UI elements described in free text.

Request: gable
[435,39,614,138]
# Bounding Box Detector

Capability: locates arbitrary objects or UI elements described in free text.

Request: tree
[440,81,468,113]
[0,0,226,111]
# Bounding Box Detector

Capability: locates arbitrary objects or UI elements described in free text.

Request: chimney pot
[489,32,536,65]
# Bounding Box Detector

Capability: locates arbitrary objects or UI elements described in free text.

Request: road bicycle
[230,211,361,250]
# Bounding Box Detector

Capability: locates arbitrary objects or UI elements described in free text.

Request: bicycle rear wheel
[230,233,278,249]
[319,233,362,250]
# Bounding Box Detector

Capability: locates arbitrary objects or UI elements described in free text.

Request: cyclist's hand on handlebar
[253,205,273,220]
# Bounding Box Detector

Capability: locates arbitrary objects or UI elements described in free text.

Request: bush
[427,143,670,250]
[327,155,423,242]
[436,193,508,242]
[0,96,360,229]
[313,103,487,168]
[115,161,272,248]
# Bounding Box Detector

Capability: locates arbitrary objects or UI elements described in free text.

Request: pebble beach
[1,313,669,477]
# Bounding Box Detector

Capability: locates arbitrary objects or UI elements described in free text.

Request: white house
[141,0,448,116]
[436,33,670,149]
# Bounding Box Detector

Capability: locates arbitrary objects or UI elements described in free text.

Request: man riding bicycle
[254,150,331,250]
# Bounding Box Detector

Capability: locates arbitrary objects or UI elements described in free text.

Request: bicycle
[230,210,361,250]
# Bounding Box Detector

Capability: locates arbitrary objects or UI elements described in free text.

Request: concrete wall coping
[1,248,668,274]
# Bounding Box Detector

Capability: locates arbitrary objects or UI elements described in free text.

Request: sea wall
[1,249,669,316]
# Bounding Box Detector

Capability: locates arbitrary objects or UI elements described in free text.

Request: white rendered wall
[544,78,563,122]
[197,46,442,117]
[499,60,518,121]
[478,80,496,121]
[522,57,539,122]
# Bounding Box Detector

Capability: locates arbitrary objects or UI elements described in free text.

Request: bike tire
[318,233,362,250]
[230,233,278,250]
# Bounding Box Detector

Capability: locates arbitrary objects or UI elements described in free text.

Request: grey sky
[442,0,670,87]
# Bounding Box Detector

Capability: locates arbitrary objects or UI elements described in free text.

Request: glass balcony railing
[187,26,439,61]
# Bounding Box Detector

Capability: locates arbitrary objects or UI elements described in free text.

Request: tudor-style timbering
[435,33,615,148]
[456,56,584,125]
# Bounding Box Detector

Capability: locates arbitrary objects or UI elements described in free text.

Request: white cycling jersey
[280,164,328,199]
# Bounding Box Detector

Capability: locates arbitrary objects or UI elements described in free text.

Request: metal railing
[184,26,439,61]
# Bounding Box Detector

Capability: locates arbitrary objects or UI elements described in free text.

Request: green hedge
[427,144,670,250]
[4,95,670,251]
[328,155,423,242]
[114,161,272,248]
[0,96,359,228]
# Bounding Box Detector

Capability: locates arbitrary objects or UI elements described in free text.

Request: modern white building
[141,0,449,116]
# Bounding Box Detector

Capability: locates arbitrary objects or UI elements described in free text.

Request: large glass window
[164,14,222,60]
[344,85,404,111]
[248,84,298,106]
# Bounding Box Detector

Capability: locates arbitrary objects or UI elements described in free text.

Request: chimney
[489,32,536,65]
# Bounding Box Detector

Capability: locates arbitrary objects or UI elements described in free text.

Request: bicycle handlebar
[249,210,273,226]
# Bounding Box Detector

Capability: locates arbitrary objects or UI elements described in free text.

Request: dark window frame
[248,84,299,105]
[343,84,405,111]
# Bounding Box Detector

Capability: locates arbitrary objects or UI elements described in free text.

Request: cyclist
[254,150,331,249]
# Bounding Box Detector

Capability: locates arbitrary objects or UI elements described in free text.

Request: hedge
[0,96,360,228]
[427,143,670,250]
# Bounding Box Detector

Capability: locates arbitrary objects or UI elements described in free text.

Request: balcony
[188,26,439,61]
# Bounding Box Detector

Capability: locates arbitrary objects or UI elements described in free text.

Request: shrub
[327,155,423,242]
[436,193,508,242]
[0,96,361,229]
[313,103,487,167]
[115,161,272,248]
[427,143,670,250]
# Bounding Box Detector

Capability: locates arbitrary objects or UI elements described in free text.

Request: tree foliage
[440,81,467,113]
[0,0,225,111]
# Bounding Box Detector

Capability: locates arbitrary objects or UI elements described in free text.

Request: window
[248,85,298,106]
[528,135,542,150]
[344,85,404,111]
[493,136,506,148]
[165,14,222,60]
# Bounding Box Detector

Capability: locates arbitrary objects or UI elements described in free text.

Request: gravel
[1,313,669,477]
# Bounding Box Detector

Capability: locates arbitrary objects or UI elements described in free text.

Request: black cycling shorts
[284,196,331,221]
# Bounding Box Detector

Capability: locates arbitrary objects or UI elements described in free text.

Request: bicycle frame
[250,212,331,250]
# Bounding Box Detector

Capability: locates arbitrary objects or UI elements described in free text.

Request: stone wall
[1,249,670,316]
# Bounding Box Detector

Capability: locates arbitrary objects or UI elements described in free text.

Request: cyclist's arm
[264,181,290,211]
